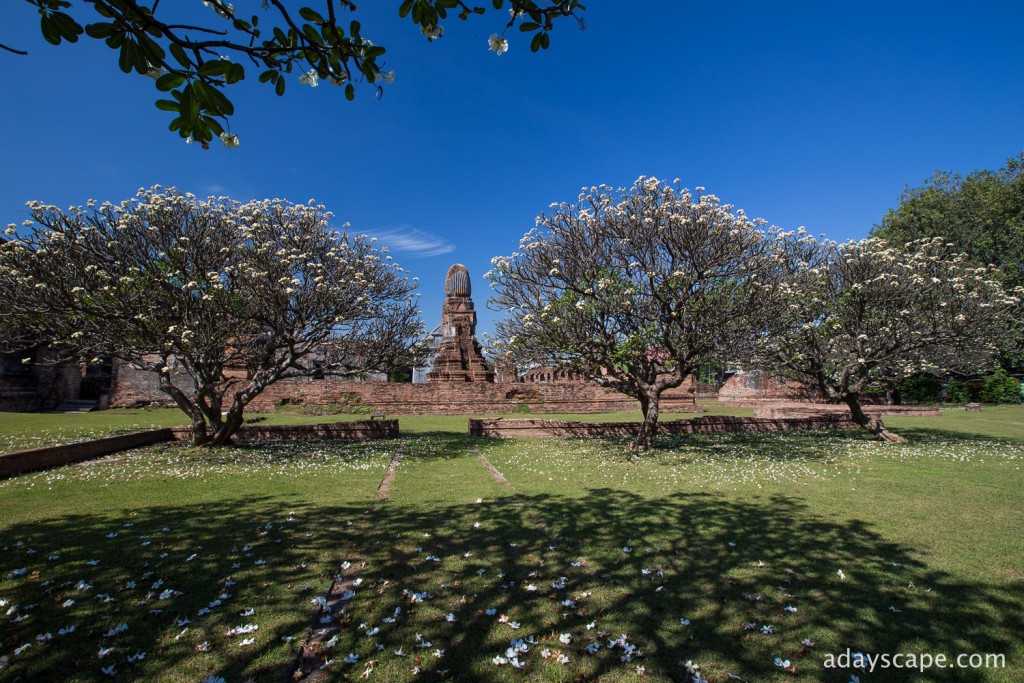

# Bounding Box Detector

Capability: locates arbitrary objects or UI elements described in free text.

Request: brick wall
[468,414,857,437]
[110,362,700,416]
[718,370,811,403]
[244,378,699,415]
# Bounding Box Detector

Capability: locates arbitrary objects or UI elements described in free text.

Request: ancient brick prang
[427,264,494,382]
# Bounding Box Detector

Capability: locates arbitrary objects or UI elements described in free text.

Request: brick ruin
[110,263,699,415]
[716,369,812,404]
[427,264,494,382]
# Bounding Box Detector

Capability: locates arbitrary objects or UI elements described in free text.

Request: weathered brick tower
[427,264,495,382]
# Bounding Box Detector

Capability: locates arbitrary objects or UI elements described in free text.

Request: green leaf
[198,60,230,78]
[179,84,199,125]
[345,83,355,101]
[191,81,234,116]
[519,22,539,31]
[275,76,286,96]
[258,69,277,84]
[155,72,186,91]
[530,32,542,52]
[226,63,245,84]
[492,0,503,8]
[52,12,83,42]
[298,7,325,23]
[40,16,60,45]
[118,39,136,73]
[540,32,550,49]
[138,33,166,62]
[302,24,324,45]
[399,0,414,18]
[169,43,190,68]
[203,116,225,137]
[154,99,179,112]
[85,22,113,39]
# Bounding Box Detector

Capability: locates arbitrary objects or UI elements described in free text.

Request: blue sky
[2,1,1022,337]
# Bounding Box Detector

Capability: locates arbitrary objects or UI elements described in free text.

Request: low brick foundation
[1,420,399,479]
[0,428,173,479]
[753,404,941,419]
[168,419,399,442]
[468,414,858,438]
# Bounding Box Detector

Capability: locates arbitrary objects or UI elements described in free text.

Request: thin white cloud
[369,226,456,258]
[203,184,228,196]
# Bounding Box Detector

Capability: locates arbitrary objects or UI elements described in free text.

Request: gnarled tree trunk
[843,394,907,443]
[634,392,661,451]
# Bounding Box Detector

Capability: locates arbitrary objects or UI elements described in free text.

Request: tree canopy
[872,152,1024,371]
[872,153,1024,303]
[9,0,585,148]
[758,235,1020,442]
[487,177,783,450]
[0,187,425,445]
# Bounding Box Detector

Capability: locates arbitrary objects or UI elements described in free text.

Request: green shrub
[900,373,943,403]
[978,369,1021,404]
[944,379,972,403]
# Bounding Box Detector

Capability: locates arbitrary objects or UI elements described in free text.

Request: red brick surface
[718,371,811,403]
[111,363,700,416]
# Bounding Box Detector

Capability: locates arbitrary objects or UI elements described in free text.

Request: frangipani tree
[487,177,784,450]
[761,234,1021,442]
[0,187,424,445]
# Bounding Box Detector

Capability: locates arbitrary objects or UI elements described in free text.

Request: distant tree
[977,369,1021,405]
[760,235,1021,442]
[487,177,783,450]
[872,152,1024,368]
[0,187,424,446]
[7,0,585,148]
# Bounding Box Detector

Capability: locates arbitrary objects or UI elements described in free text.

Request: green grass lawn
[1,405,1022,682]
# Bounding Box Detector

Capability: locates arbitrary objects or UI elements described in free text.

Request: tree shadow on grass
[1,490,1021,682]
